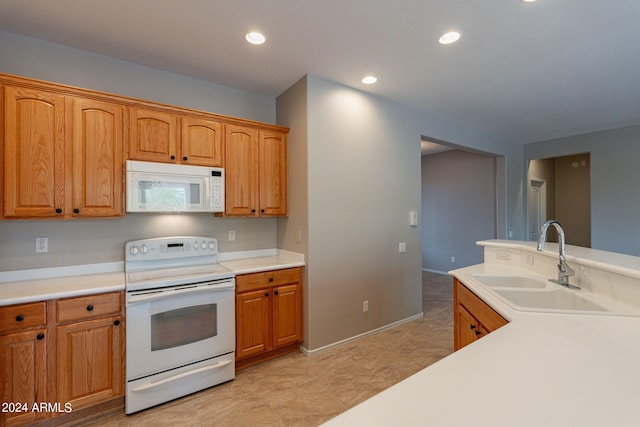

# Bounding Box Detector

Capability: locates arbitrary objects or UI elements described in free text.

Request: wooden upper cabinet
[129,107,179,163]
[181,117,223,167]
[225,125,287,217]
[3,86,66,218]
[260,131,287,216]
[70,97,123,217]
[225,124,259,216]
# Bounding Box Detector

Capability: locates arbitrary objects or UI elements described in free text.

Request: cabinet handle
[86,305,94,311]
[16,314,25,322]
[469,324,476,330]
[37,333,45,340]
[73,208,80,214]
[475,330,482,336]
[183,156,188,161]
[113,319,121,326]
[264,292,269,297]
[55,208,63,214]
[170,155,176,160]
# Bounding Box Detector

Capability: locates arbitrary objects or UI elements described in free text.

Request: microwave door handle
[127,281,235,305]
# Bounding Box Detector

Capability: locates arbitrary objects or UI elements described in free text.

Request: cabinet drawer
[455,280,507,332]
[56,292,122,323]
[236,267,302,293]
[0,301,46,334]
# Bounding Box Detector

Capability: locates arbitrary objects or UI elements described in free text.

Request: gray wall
[421,150,497,273]
[525,125,640,256]
[277,76,523,351]
[0,30,278,271]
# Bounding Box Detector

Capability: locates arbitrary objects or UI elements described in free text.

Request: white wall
[525,125,640,256]
[0,30,279,271]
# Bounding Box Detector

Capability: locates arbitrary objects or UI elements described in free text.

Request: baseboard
[300,313,424,356]
[422,268,449,275]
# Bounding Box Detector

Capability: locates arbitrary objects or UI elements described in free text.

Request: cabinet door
[225,125,259,215]
[3,86,65,217]
[56,316,123,410]
[129,107,178,163]
[455,304,479,350]
[70,98,124,217]
[0,329,48,426]
[259,131,287,216]
[272,283,302,348]
[181,117,223,167]
[236,289,270,359]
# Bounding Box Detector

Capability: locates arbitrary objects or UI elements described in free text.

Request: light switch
[399,242,407,253]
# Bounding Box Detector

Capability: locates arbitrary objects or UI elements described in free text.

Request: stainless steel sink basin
[493,289,608,312]
[472,274,547,289]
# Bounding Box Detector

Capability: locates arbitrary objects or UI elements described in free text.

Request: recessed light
[245,32,266,45]
[521,0,537,2]
[362,76,378,84]
[438,31,461,45]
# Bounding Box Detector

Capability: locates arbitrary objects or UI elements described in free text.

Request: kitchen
[1,1,640,426]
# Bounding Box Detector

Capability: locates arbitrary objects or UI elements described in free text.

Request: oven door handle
[130,359,233,392]
[127,282,234,305]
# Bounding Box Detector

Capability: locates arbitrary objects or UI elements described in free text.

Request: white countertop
[0,249,305,306]
[219,249,305,275]
[323,242,640,427]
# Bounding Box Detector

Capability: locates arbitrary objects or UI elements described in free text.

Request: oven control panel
[125,236,218,260]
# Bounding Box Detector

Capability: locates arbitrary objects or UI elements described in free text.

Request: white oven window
[151,303,218,351]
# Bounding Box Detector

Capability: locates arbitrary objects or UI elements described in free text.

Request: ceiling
[1,0,639,145]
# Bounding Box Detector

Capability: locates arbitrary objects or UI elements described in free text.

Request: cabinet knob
[16,314,25,322]
[113,319,121,326]
[170,155,176,160]
[475,330,482,336]
[269,277,274,282]
[251,209,256,213]
[274,290,279,295]
[86,305,94,311]
[37,333,45,340]
[261,209,265,213]
[73,208,80,214]
[183,156,188,161]
[264,292,269,297]
[55,208,63,214]
[469,324,476,330]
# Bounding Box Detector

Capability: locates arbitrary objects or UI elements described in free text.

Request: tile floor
[81,271,453,426]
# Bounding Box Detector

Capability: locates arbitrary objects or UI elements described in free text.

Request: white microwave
[126,160,224,213]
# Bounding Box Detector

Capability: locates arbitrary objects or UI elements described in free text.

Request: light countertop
[0,249,305,306]
[323,242,640,427]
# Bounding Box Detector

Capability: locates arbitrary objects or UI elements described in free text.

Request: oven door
[126,279,235,381]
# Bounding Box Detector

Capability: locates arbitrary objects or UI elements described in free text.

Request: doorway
[528,153,591,247]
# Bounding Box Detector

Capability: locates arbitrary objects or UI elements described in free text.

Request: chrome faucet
[537,220,579,290]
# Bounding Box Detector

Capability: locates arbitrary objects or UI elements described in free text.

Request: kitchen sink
[471,274,547,289]
[492,288,608,312]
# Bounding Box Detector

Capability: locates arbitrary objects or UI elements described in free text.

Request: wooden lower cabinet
[454,278,507,351]
[0,328,49,426]
[56,315,123,410]
[236,267,303,369]
[0,292,124,426]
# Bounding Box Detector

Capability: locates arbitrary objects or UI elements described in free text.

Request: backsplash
[0,215,277,271]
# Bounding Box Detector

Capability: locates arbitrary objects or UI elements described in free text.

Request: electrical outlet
[363,301,369,312]
[451,256,456,263]
[36,237,48,253]
[228,230,236,241]
[399,242,407,253]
